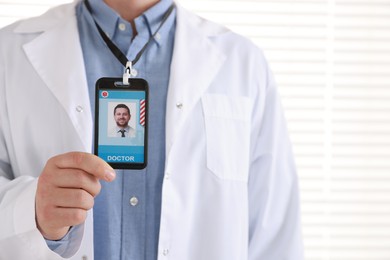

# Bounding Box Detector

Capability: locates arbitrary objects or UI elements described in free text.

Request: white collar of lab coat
[12,2,227,154]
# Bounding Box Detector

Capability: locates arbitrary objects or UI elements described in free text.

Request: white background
[1,0,390,259]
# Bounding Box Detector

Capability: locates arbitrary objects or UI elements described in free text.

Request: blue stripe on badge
[100,90,145,99]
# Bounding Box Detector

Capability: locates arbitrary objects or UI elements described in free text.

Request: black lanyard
[84,0,175,83]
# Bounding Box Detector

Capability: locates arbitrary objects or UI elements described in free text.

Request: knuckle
[38,173,51,188]
[47,156,56,166]
[72,152,85,166]
[39,157,60,185]
[36,182,52,201]
[39,205,54,222]
[75,190,94,209]
[72,210,87,224]
[74,173,101,198]
[46,156,60,171]
[77,171,87,185]
[90,179,102,197]
[85,197,95,209]
[74,189,86,201]
[36,184,47,199]
[78,171,92,188]
[95,180,102,195]
[95,164,105,179]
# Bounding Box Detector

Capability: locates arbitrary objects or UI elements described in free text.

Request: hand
[35,152,116,240]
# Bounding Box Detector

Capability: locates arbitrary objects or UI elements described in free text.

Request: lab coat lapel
[21,12,93,152]
[166,6,226,153]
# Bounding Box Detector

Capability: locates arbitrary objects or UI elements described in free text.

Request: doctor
[109,104,136,138]
[0,0,304,259]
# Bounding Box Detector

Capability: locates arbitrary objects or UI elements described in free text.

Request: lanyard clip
[123,61,134,85]
[123,61,138,84]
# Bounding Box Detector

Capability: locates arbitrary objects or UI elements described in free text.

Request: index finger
[51,152,116,182]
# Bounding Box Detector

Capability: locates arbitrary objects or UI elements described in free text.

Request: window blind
[1,0,389,259]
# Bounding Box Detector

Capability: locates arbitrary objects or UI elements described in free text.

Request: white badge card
[94,77,148,169]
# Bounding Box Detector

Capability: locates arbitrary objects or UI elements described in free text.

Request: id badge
[94,77,148,169]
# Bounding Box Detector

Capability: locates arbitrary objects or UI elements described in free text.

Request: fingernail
[105,169,116,182]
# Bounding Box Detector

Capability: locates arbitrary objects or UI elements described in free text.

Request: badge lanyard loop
[84,0,175,84]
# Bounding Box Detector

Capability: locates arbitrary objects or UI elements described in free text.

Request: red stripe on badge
[140,99,146,126]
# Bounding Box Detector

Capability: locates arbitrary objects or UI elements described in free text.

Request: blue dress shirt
[46,1,175,259]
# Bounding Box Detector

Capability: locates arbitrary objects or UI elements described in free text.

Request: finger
[50,152,116,182]
[44,207,88,229]
[50,188,95,210]
[50,169,101,197]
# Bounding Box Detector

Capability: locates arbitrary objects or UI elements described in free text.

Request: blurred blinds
[1,0,390,259]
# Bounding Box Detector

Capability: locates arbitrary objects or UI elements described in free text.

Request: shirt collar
[86,0,120,40]
[116,125,130,132]
[142,0,174,32]
[85,0,174,45]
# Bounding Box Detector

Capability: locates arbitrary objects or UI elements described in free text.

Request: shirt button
[162,249,169,256]
[118,23,126,31]
[155,32,161,40]
[76,105,84,113]
[176,102,183,109]
[131,68,138,77]
[129,196,138,206]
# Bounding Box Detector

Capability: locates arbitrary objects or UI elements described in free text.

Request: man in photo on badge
[0,0,304,259]
[109,103,136,138]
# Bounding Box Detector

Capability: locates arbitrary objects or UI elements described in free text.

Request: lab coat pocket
[202,94,251,182]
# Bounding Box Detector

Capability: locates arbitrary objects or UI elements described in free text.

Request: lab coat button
[76,106,84,113]
[165,172,170,180]
[176,102,183,109]
[163,249,169,256]
[129,196,138,206]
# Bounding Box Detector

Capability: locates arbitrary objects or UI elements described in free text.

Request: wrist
[36,221,70,241]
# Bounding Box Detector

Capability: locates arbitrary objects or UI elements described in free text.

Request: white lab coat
[0,1,304,259]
